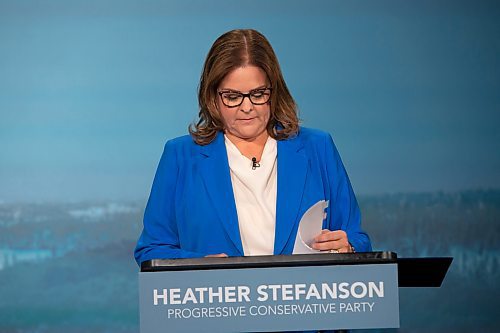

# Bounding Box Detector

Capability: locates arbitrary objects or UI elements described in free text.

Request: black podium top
[141,251,452,288]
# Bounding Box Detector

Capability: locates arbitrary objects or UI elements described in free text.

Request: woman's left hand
[311,229,353,253]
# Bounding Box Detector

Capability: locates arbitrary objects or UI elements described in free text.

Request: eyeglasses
[218,88,272,108]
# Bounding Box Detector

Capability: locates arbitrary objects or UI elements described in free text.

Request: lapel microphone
[251,157,260,170]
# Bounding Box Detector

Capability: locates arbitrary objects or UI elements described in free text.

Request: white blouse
[224,135,278,256]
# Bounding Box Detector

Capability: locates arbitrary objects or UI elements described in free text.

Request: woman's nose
[239,95,253,112]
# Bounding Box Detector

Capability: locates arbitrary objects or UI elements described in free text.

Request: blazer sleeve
[134,140,205,265]
[324,133,372,252]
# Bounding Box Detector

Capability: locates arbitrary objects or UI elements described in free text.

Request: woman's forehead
[219,66,268,91]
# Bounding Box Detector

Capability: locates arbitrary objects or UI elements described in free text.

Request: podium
[139,252,451,332]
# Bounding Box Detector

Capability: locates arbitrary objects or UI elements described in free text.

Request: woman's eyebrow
[250,85,268,91]
[219,85,268,93]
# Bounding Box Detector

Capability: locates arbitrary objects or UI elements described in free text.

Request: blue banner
[139,263,399,332]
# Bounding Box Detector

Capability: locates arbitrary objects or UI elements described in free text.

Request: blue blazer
[134,127,371,264]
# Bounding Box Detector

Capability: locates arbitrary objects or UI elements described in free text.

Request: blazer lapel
[274,135,308,254]
[198,133,244,255]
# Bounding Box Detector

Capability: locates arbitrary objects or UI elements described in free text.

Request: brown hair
[189,29,299,145]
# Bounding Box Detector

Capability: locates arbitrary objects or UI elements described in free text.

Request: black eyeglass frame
[217,88,273,108]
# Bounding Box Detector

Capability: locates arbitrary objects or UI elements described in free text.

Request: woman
[134,29,371,264]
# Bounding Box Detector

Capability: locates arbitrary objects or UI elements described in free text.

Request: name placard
[139,263,399,332]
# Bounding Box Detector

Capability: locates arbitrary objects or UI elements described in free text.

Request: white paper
[292,200,328,254]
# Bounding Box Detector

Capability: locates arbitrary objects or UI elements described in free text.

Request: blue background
[0,0,499,332]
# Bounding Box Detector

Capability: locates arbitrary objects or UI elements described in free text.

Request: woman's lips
[238,117,255,122]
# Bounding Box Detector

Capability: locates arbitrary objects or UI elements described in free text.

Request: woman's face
[217,66,271,142]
